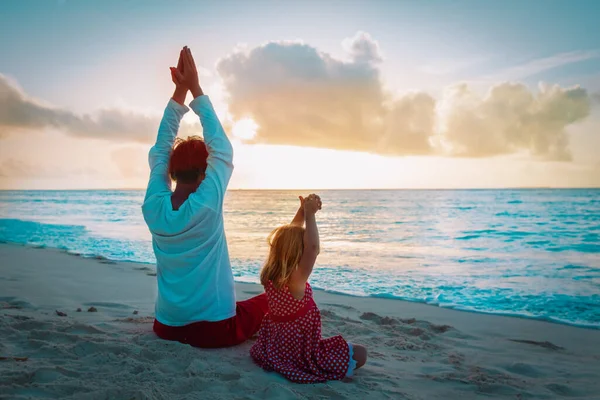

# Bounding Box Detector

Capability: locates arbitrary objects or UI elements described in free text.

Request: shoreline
[1,242,599,398]
[1,240,597,331]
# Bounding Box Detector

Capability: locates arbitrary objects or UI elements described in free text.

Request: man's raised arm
[180,47,233,211]
[143,98,189,204]
[143,50,191,204]
[187,95,233,210]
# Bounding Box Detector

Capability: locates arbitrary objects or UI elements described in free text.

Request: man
[142,46,268,348]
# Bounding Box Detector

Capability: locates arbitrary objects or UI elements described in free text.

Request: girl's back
[250,281,351,383]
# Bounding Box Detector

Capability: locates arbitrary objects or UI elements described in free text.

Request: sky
[0,0,599,190]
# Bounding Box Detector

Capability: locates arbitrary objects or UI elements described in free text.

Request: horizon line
[1,186,599,192]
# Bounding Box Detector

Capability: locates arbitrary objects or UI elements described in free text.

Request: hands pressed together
[170,46,203,105]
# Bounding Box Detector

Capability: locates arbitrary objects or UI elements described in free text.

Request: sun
[232,118,259,141]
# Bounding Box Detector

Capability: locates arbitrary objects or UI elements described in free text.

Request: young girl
[250,194,367,383]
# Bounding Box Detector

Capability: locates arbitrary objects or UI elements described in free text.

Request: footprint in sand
[0,298,33,310]
[360,312,453,334]
[508,339,564,351]
[359,312,398,326]
[322,302,356,311]
[116,316,154,324]
[368,350,388,360]
[504,362,543,378]
[82,302,129,310]
[5,315,32,321]
[32,367,80,384]
[545,383,581,397]
[447,352,465,368]
[58,323,105,335]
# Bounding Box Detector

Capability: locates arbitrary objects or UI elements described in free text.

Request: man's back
[142,96,235,326]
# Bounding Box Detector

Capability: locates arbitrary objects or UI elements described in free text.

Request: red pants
[153,294,269,348]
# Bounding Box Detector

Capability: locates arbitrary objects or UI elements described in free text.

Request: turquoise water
[0,189,599,328]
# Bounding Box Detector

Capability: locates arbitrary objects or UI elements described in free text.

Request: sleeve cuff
[189,95,213,114]
[167,98,190,117]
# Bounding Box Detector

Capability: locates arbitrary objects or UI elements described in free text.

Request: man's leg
[231,293,269,345]
[154,293,269,348]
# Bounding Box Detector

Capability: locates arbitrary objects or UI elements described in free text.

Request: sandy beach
[1,242,599,399]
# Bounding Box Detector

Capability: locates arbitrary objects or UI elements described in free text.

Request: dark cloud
[0,157,100,178]
[0,74,200,143]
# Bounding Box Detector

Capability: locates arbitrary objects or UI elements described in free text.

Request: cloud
[440,82,591,160]
[481,50,600,82]
[1,34,595,162]
[0,157,100,179]
[217,34,436,156]
[216,33,593,160]
[0,74,200,143]
[341,31,383,64]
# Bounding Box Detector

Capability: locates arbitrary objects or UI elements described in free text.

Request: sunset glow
[0,1,598,190]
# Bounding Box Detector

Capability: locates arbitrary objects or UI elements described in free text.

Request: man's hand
[170,49,186,88]
[171,46,203,99]
[304,194,322,215]
[170,49,187,105]
[305,194,322,210]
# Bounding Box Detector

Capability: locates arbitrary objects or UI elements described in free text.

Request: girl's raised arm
[290,196,305,226]
[295,195,321,283]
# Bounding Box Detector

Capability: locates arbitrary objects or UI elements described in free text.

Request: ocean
[0,189,598,328]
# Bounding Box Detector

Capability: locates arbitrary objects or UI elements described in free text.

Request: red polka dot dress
[250,281,352,383]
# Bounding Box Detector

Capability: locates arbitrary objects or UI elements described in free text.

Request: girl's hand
[171,46,203,98]
[297,195,306,216]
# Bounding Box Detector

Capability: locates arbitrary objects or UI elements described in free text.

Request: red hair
[168,136,209,183]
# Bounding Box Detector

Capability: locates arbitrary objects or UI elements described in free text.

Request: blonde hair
[260,224,305,289]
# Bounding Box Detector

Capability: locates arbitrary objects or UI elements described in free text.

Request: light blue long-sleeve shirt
[142,96,236,326]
